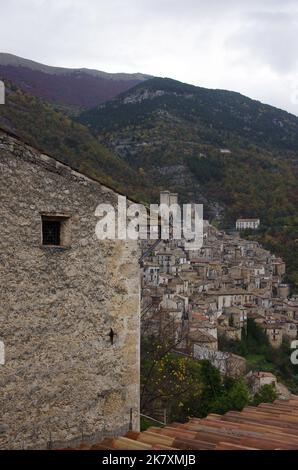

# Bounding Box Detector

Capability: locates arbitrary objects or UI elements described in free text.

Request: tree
[209,378,250,415]
[252,384,277,406]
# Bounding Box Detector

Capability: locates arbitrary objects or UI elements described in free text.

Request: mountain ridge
[0,53,151,80]
[0,53,151,110]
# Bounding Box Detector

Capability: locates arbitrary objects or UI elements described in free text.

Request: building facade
[236,218,260,230]
[0,130,140,449]
[236,219,261,230]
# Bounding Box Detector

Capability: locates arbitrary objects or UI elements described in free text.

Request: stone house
[159,273,171,286]
[172,248,188,265]
[272,259,286,277]
[218,325,242,342]
[142,263,159,287]
[193,346,246,378]
[282,298,298,320]
[188,330,218,353]
[160,294,188,318]
[262,324,283,348]
[167,277,186,295]
[223,306,247,329]
[0,129,140,449]
[281,321,297,341]
[156,251,175,273]
[189,316,218,342]
[212,289,253,312]
[277,284,290,299]
[217,314,229,327]
[246,371,277,395]
[254,291,272,309]
[197,322,218,341]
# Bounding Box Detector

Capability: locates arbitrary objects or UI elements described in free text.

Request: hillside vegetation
[0,82,149,201]
[219,319,298,394]
[79,78,298,290]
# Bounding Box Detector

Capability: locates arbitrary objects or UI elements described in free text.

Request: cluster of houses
[141,193,298,385]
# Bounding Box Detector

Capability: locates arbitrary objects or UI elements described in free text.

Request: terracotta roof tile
[60,397,298,450]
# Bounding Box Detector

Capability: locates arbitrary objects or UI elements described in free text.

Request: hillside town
[141,191,298,396]
[2,0,298,457]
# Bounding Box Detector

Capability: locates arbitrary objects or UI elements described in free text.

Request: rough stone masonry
[0,129,140,449]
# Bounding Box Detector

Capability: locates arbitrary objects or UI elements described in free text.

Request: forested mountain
[78,77,298,219]
[80,77,298,152]
[0,53,150,112]
[78,78,298,289]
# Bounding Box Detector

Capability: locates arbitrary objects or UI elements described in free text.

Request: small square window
[41,215,70,247]
[42,220,61,246]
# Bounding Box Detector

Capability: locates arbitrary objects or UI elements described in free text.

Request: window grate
[42,220,61,246]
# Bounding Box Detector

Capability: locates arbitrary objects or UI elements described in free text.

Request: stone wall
[0,130,140,449]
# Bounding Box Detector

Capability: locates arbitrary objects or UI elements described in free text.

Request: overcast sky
[1,0,298,114]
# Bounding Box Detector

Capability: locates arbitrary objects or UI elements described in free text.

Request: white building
[219,149,232,155]
[236,218,260,230]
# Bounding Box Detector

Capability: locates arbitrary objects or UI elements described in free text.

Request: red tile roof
[61,397,298,450]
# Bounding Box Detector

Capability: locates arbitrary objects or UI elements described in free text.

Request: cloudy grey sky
[1,0,298,114]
